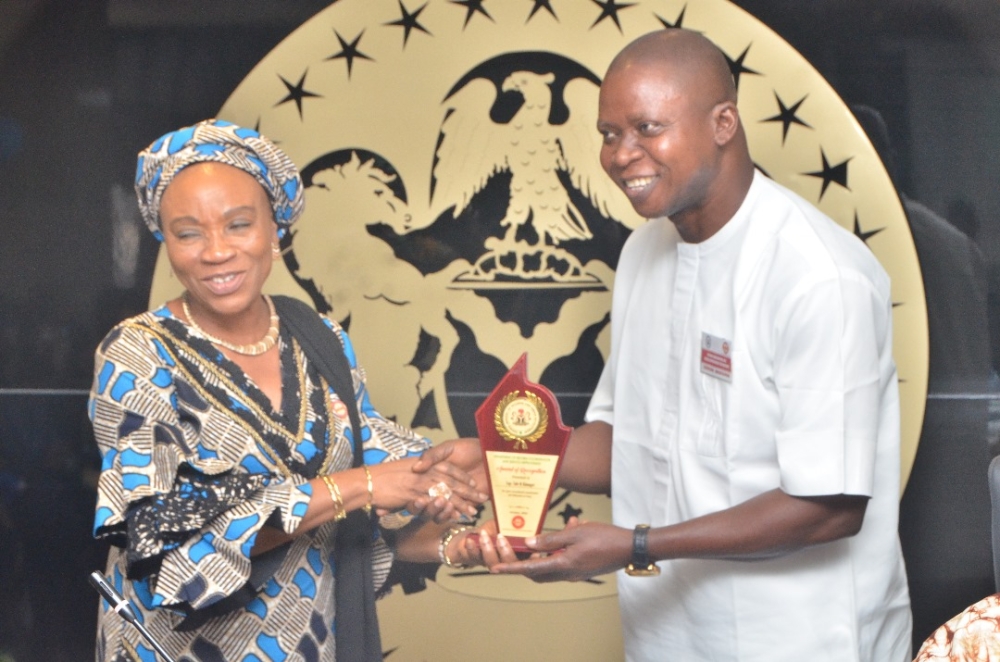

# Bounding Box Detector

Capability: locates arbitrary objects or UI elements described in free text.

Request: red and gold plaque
[475,353,570,553]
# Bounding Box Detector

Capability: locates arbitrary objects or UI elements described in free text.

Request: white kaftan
[587,171,911,661]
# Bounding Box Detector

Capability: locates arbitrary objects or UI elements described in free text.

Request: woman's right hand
[368,456,487,520]
[407,439,488,522]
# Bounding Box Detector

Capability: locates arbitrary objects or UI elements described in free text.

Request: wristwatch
[625,524,661,577]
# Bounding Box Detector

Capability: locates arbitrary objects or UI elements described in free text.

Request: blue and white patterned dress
[89,305,428,662]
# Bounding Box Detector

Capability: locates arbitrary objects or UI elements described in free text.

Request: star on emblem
[326,29,374,78]
[590,0,637,32]
[804,148,851,200]
[558,502,583,524]
[852,211,884,245]
[761,92,812,145]
[527,0,558,22]
[274,70,322,119]
[656,5,687,29]
[450,0,493,28]
[723,44,760,91]
[385,1,432,47]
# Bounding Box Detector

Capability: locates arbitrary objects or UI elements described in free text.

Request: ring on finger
[428,481,452,500]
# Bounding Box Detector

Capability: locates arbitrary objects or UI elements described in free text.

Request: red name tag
[700,332,732,383]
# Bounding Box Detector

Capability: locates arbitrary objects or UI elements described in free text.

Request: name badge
[700,332,732,383]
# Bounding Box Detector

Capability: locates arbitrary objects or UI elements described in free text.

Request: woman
[90,119,487,662]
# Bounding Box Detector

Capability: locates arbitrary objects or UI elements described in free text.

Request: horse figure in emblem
[287,151,463,438]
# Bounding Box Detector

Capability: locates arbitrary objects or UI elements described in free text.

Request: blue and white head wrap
[134,119,304,240]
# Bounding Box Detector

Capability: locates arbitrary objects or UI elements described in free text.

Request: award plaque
[475,353,571,553]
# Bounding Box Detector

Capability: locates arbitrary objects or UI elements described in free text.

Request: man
[481,29,912,661]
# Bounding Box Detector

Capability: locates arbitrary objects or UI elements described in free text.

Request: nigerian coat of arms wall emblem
[148,1,928,658]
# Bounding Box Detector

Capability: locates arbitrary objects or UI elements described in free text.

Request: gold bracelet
[379,510,415,530]
[439,525,472,569]
[321,475,347,521]
[362,466,374,515]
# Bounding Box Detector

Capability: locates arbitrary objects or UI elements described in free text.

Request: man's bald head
[607,29,736,110]
[597,28,753,242]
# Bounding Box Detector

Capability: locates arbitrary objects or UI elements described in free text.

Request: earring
[272,243,281,261]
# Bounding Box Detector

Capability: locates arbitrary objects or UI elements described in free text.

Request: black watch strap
[625,524,660,577]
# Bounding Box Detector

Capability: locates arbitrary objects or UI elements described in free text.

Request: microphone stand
[88,571,177,662]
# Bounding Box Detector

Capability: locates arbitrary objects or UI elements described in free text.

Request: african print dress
[89,306,429,662]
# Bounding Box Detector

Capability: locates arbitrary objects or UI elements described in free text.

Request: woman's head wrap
[134,118,304,240]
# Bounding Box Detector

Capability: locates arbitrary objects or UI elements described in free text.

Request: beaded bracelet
[362,466,374,515]
[321,475,347,521]
[439,525,472,569]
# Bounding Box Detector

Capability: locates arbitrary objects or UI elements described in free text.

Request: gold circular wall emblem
[147,4,927,501]
[496,390,548,448]
[146,1,929,657]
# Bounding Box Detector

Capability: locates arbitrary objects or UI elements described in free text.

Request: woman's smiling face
[160,161,277,321]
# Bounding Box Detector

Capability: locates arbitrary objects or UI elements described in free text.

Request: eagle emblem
[428,53,642,285]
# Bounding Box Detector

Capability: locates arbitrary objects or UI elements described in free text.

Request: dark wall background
[0,1,998,659]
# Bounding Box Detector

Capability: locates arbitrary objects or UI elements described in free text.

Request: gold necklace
[182,294,279,356]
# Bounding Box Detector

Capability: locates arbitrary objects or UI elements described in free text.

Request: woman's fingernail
[525,537,537,547]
